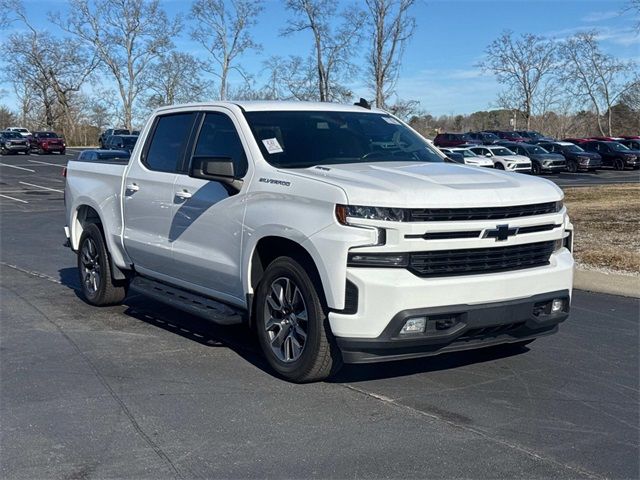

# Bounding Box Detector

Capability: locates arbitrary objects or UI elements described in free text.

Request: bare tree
[479,31,557,129]
[191,0,263,101]
[558,31,638,135]
[54,0,180,130]
[284,0,364,102]
[365,0,415,108]
[145,52,211,109]
[622,0,640,33]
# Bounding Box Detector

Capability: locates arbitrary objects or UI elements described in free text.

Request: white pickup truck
[64,101,574,382]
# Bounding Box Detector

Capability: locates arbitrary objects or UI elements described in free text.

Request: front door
[166,110,250,304]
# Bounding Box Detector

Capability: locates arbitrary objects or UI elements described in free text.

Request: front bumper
[329,248,574,359]
[337,290,569,363]
[624,158,640,167]
[577,158,601,170]
[541,164,566,173]
[3,144,29,152]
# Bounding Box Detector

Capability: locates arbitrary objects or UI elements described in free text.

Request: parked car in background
[589,136,623,142]
[467,131,500,144]
[0,131,30,155]
[469,145,531,172]
[497,142,566,174]
[29,131,66,155]
[581,141,640,170]
[77,149,131,163]
[538,141,602,173]
[487,131,528,142]
[620,135,640,140]
[441,148,494,168]
[562,138,591,145]
[5,127,32,138]
[515,131,554,144]
[619,139,640,151]
[433,132,480,147]
[102,134,138,153]
[438,148,464,163]
[98,128,130,148]
[131,130,140,136]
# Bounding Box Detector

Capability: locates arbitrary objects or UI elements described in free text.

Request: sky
[1,0,638,116]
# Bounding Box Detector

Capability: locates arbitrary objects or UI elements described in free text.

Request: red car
[30,131,66,154]
[562,138,591,144]
[589,136,624,142]
[620,135,640,140]
[433,132,480,148]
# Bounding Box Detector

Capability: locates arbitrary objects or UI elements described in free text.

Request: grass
[563,184,640,275]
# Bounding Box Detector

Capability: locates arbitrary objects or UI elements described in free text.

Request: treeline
[0,0,638,145]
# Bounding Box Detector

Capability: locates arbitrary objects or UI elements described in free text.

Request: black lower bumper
[337,290,570,364]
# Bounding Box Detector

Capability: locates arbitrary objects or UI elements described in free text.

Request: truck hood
[289,161,563,207]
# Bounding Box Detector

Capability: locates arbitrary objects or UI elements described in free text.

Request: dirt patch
[564,184,640,275]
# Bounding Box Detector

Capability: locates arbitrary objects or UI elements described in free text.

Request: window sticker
[382,116,401,125]
[262,137,283,154]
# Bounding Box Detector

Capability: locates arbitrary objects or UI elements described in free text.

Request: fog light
[400,317,426,335]
[551,298,564,313]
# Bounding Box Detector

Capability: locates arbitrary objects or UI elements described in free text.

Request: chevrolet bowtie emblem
[484,224,518,241]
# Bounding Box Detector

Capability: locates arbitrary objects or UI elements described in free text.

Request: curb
[574,268,640,298]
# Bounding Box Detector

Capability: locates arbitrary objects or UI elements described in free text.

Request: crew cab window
[192,113,248,178]
[144,112,196,173]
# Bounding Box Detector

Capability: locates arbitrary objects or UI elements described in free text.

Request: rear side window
[192,112,248,177]
[145,113,196,173]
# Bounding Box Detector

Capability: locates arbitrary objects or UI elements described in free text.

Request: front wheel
[494,162,504,170]
[614,159,625,171]
[77,223,128,306]
[255,256,342,382]
[531,162,541,175]
[567,160,578,173]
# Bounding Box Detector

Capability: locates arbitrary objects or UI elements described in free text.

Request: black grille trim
[408,241,555,277]
[339,280,359,315]
[407,202,558,222]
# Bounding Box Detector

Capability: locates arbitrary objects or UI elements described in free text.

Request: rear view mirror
[190,156,236,184]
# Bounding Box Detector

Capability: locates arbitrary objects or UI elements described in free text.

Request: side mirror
[190,156,237,184]
[485,153,492,157]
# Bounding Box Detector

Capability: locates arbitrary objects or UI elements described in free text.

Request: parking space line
[18,182,64,193]
[28,159,67,167]
[0,163,36,172]
[0,194,28,204]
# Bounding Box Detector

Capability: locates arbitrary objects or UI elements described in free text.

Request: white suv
[470,145,532,172]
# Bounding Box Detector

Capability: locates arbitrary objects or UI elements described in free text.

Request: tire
[567,160,578,173]
[255,256,342,383]
[77,223,128,306]
[614,158,625,171]
[531,161,541,175]
[495,162,505,170]
[60,149,66,155]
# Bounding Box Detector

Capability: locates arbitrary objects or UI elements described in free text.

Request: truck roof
[154,101,385,114]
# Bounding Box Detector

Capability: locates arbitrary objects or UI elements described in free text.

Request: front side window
[610,142,629,152]
[243,111,443,168]
[192,112,248,178]
[145,112,196,173]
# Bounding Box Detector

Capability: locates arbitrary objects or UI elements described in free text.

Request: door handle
[175,190,192,200]
[125,183,139,192]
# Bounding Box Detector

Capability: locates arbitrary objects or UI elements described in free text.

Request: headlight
[336,204,407,223]
[5,142,10,147]
[555,200,563,212]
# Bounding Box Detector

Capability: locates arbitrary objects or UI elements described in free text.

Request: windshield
[610,142,630,151]
[3,131,22,139]
[121,136,137,146]
[114,129,130,136]
[526,145,549,154]
[490,147,515,156]
[564,144,583,153]
[243,111,444,168]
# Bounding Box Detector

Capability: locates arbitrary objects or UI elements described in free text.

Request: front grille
[407,202,557,222]
[457,322,525,341]
[408,241,555,277]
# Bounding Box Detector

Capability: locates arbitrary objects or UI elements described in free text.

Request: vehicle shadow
[58,267,530,383]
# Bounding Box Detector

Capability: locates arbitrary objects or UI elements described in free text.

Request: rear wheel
[255,256,342,383]
[77,223,128,306]
[614,158,625,171]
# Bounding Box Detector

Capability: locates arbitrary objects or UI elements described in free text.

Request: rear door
[165,110,250,303]
[122,111,197,275]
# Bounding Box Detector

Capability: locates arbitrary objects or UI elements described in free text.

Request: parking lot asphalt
[1,149,639,479]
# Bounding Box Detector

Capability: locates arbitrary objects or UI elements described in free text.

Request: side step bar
[130,276,244,325]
